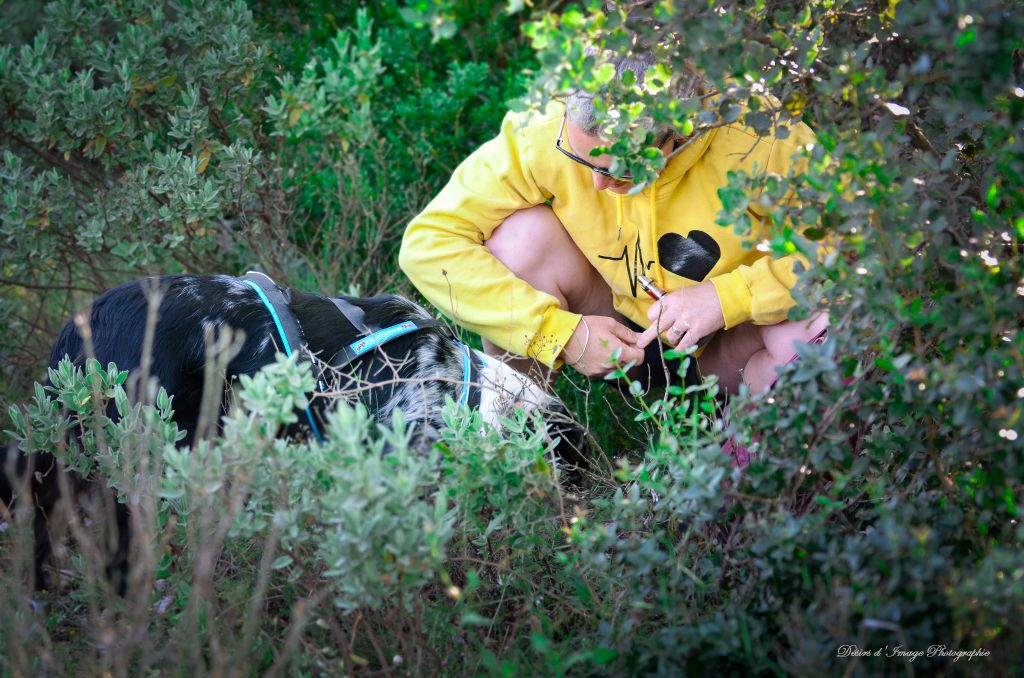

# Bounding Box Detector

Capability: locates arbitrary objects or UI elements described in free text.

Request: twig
[264,588,330,678]
[6,130,100,189]
[200,88,232,146]
[0,276,100,294]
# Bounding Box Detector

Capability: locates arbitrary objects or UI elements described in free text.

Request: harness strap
[329,297,368,334]
[242,272,480,440]
[332,316,441,371]
[242,271,325,442]
[242,272,304,358]
[333,322,478,410]
[454,341,474,407]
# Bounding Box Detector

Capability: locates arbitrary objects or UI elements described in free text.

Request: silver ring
[668,325,684,336]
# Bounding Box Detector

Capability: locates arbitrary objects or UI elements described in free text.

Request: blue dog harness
[241,271,475,441]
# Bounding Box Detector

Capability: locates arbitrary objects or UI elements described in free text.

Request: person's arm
[399,110,582,368]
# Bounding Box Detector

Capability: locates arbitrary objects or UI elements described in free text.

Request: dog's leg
[26,453,63,591]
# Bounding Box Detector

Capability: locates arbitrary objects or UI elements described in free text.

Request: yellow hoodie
[399,103,816,368]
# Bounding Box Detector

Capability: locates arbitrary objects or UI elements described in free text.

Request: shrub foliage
[2,0,1022,675]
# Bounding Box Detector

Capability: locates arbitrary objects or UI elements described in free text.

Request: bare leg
[698,312,830,395]
[483,205,617,381]
[695,323,764,394]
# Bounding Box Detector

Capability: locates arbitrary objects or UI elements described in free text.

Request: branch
[200,88,233,146]
[0,275,100,294]
[6,130,100,189]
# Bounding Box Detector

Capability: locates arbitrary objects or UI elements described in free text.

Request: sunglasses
[554,115,633,180]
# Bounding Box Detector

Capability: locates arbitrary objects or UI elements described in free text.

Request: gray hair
[565,48,704,142]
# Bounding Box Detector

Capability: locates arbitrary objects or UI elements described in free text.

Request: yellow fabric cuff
[710,270,753,330]
[526,307,582,369]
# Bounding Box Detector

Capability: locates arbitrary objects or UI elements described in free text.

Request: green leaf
[956,27,976,48]
[744,111,772,134]
[593,62,616,85]
[530,632,550,652]
[986,182,999,208]
[814,497,846,513]
[645,63,672,92]
[798,5,812,27]
[111,241,141,259]
[769,30,792,51]
[562,8,584,28]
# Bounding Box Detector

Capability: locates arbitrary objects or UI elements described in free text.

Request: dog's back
[3,274,283,591]
[2,280,142,589]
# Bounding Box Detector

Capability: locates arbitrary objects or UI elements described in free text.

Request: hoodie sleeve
[709,254,803,328]
[708,122,825,329]
[399,110,582,367]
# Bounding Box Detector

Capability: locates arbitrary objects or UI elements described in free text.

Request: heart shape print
[657,230,721,282]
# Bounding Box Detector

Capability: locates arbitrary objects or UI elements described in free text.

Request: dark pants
[624,320,701,390]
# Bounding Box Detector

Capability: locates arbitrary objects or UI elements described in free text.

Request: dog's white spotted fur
[473,350,554,428]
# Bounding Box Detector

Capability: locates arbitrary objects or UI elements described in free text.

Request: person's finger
[635,324,659,349]
[637,312,679,348]
[676,328,700,350]
[666,317,696,345]
[623,344,645,365]
[601,341,645,368]
[646,300,665,323]
[607,321,638,346]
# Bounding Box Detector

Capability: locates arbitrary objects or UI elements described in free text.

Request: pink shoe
[723,436,756,468]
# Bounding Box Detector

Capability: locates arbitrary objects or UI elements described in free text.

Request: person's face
[564,119,674,194]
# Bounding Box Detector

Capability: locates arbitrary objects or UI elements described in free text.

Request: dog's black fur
[1,274,585,592]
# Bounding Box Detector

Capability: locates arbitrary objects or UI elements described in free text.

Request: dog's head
[472,350,590,475]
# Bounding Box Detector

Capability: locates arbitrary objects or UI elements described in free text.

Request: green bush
[0,0,529,403]
[512,0,1024,673]
[0,0,274,402]
[2,0,1022,675]
[4,356,419,668]
[259,1,533,294]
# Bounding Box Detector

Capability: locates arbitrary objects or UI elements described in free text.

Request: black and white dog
[1,273,586,591]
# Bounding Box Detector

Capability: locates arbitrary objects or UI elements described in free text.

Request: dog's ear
[533,403,590,486]
[552,423,591,485]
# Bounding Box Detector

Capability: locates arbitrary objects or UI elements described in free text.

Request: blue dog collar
[346,326,473,406]
[455,341,471,406]
[349,321,421,357]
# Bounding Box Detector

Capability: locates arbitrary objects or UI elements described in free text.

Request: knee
[761,312,830,360]
[484,205,566,276]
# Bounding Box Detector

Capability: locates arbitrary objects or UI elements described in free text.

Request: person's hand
[562,315,645,377]
[635,281,725,350]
